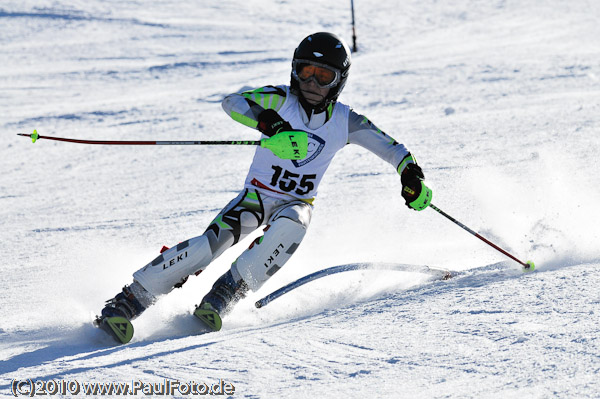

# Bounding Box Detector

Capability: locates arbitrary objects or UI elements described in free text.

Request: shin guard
[233,217,306,291]
[133,235,213,297]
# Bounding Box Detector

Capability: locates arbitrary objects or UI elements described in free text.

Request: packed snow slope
[1,0,599,397]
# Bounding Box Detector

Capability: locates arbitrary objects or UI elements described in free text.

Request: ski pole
[17,129,308,160]
[428,203,535,271]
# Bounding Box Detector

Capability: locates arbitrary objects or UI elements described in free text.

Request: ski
[94,316,134,344]
[193,303,223,332]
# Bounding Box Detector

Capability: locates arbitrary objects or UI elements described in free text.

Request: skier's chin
[301,90,324,105]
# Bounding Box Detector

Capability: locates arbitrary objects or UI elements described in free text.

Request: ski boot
[94,282,153,344]
[194,270,249,332]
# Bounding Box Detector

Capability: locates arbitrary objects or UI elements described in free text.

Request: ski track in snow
[1,0,599,398]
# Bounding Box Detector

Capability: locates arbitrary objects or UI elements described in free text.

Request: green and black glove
[257,109,293,137]
[401,163,432,211]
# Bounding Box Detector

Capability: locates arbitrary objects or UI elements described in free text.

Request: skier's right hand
[257,109,293,137]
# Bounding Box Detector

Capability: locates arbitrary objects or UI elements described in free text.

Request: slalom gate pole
[255,263,451,309]
[350,0,357,52]
[428,203,535,271]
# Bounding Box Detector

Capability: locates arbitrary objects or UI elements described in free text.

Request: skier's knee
[270,201,312,227]
[133,235,213,296]
[233,216,308,292]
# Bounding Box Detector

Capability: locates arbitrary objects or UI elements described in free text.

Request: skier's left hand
[401,163,432,211]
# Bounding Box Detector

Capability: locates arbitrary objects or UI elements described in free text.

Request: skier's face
[299,79,330,105]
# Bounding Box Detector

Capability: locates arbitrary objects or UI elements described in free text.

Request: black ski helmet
[290,32,352,109]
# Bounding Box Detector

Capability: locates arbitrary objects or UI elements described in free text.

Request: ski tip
[95,316,134,344]
[523,260,536,272]
[194,303,222,332]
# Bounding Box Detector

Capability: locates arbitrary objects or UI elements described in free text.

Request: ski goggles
[293,60,341,88]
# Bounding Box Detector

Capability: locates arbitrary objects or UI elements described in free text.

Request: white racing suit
[119,85,418,315]
[133,188,311,298]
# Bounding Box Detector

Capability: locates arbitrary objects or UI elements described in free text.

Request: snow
[1,0,599,397]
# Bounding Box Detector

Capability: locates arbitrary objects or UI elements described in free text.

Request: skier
[96,32,432,343]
